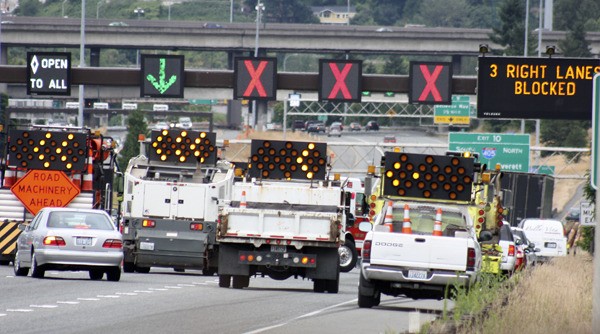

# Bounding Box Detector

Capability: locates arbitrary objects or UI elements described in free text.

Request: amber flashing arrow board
[10,170,81,215]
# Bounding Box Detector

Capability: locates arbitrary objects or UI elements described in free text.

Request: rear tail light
[142,220,155,228]
[362,240,372,262]
[466,247,476,271]
[190,223,203,231]
[43,236,66,246]
[508,244,515,257]
[102,239,123,249]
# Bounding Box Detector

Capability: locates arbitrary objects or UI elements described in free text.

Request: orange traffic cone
[240,190,247,208]
[402,204,412,234]
[383,202,394,232]
[433,208,443,236]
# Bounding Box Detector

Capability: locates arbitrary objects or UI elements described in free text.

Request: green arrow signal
[146,58,177,94]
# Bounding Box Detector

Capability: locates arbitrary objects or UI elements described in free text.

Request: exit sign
[448,133,530,172]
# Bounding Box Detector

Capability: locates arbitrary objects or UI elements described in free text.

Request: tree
[489,0,534,56]
[118,109,148,169]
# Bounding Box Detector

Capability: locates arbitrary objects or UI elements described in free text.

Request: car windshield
[47,212,114,230]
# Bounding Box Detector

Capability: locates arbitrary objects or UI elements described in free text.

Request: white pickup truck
[358,200,484,307]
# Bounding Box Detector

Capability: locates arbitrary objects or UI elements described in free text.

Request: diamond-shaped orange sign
[11,170,81,215]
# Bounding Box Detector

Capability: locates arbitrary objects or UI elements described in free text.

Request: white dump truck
[217,139,343,293]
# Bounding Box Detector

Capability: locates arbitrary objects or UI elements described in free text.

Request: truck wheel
[313,279,327,293]
[232,275,250,289]
[31,252,45,279]
[123,261,135,273]
[358,272,380,308]
[219,275,231,288]
[339,239,358,273]
[89,269,104,280]
[202,268,216,276]
[135,266,150,274]
[326,271,340,293]
[0,260,10,266]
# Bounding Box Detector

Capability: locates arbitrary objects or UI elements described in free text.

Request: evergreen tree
[489,0,534,56]
[118,109,148,169]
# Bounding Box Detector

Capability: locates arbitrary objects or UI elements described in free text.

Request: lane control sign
[409,61,452,105]
[319,59,363,103]
[141,54,185,98]
[234,57,277,101]
[27,52,71,96]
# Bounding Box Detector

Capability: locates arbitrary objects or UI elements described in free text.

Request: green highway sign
[531,165,555,175]
[141,54,184,98]
[434,95,470,124]
[448,133,530,172]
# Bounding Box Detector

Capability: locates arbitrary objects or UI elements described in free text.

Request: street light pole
[78,0,86,127]
[134,8,144,66]
[96,0,102,19]
[252,1,265,130]
[62,0,67,18]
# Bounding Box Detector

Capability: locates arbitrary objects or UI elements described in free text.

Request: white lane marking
[164,286,182,289]
[30,305,58,309]
[177,284,195,287]
[148,288,168,291]
[77,298,100,301]
[0,313,7,317]
[6,309,34,312]
[134,290,154,293]
[97,295,120,298]
[56,301,80,305]
[244,299,358,334]
[115,292,138,296]
[191,282,209,285]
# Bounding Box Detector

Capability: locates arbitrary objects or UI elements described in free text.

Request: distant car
[330,121,343,131]
[518,218,567,262]
[365,121,379,131]
[376,27,393,32]
[203,23,222,28]
[108,21,128,27]
[307,122,326,133]
[13,207,123,281]
[383,135,396,143]
[565,207,580,221]
[154,121,169,130]
[498,224,517,274]
[304,120,320,131]
[511,227,539,269]
[178,117,193,129]
[292,120,305,131]
[327,125,342,137]
[349,122,362,131]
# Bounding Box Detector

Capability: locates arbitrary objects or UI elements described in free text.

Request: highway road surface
[0,264,449,334]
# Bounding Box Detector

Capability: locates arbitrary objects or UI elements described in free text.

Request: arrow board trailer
[217,139,344,293]
[0,126,119,265]
[120,129,234,274]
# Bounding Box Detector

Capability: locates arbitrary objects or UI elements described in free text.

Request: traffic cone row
[433,208,443,236]
[240,190,247,208]
[383,201,394,232]
[402,204,412,234]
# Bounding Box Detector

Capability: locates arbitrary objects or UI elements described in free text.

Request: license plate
[76,237,92,246]
[140,242,155,250]
[545,242,557,248]
[407,270,428,280]
[270,245,286,253]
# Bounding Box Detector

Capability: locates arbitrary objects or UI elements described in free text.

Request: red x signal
[243,60,268,97]
[419,65,443,101]
[409,62,452,105]
[319,59,362,103]
[233,57,277,101]
[328,63,353,99]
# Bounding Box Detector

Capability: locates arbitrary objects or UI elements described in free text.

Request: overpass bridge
[0,16,595,63]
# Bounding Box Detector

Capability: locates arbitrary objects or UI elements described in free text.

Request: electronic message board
[234,57,277,101]
[27,52,71,96]
[141,54,185,98]
[318,59,363,103]
[477,56,600,120]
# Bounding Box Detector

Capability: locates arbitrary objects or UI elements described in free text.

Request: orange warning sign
[11,170,81,215]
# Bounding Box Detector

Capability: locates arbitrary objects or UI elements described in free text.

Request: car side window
[28,212,43,231]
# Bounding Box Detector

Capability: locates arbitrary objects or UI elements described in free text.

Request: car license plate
[545,242,557,248]
[76,237,92,246]
[407,270,428,280]
[270,245,286,253]
[140,242,155,250]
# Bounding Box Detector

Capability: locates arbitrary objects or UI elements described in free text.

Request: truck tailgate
[222,208,336,241]
[370,232,468,271]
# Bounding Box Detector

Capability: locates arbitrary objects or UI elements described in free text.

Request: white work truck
[217,139,343,292]
[120,129,234,274]
[358,151,488,307]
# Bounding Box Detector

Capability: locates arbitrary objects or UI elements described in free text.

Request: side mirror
[358,221,372,232]
[528,243,536,249]
[515,238,523,246]
[479,230,493,242]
